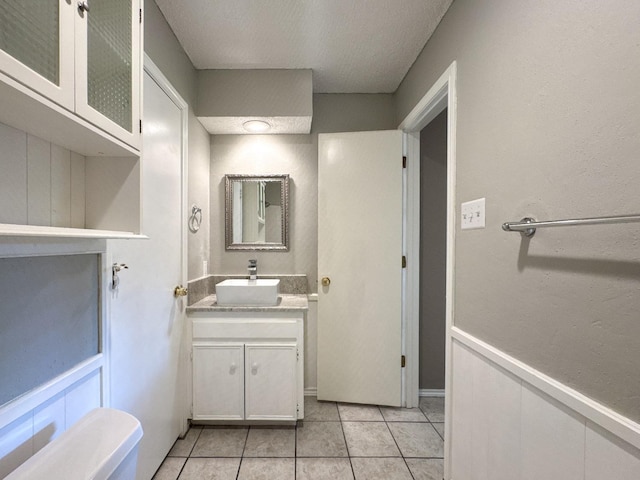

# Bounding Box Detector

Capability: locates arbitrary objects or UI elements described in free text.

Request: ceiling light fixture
[243,120,271,133]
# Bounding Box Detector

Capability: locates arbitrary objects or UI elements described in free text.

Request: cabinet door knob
[321,277,331,287]
[77,1,90,13]
[251,362,259,374]
[229,362,237,374]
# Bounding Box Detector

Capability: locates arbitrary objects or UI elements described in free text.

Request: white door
[245,344,298,421]
[192,344,244,421]
[317,130,403,407]
[108,68,186,479]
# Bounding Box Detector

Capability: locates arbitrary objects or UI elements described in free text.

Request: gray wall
[419,109,447,390]
[197,69,313,117]
[209,94,396,292]
[145,1,211,281]
[396,0,640,421]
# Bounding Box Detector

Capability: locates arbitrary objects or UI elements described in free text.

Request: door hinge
[402,156,407,168]
[401,355,406,368]
[139,120,142,134]
[402,256,407,268]
[139,8,142,23]
[296,349,300,361]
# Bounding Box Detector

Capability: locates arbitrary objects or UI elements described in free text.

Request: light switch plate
[461,198,486,230]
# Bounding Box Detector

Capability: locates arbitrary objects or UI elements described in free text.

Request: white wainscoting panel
[451,340,474,480]
[32,392,65,454]
[451,331,640,479]
[0,413,32,479]
[27,135,51,226]
[0,123,27,225]
[64,369,101,428]
[471,345,521,480]
[585,422,640,480]
[51,145,71,228]
[520,384,585,480]
[0,121,86,229]
[0,369,102,478]
[70,152,86,229]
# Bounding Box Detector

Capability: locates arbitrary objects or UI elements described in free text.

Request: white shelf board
[0,224,148,240]
[0,71,138,158]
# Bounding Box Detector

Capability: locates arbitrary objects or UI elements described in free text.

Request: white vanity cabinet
[191,311,304,423]
[0,0,142,154]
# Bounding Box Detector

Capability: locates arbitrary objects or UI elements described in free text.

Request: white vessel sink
[215,279,280,306]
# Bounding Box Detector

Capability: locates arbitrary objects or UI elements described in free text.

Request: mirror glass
[225,174,289,251]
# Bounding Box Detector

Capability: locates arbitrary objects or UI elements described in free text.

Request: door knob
[174,285,188,297]
[321,277,331,287]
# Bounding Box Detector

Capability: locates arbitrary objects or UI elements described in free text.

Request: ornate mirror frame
[224,174,290,251]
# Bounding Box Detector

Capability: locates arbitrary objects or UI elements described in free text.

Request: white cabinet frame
[0,0,75,110]
[74,0,142,150]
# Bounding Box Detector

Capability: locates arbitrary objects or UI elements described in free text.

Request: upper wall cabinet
[0,0,142,156]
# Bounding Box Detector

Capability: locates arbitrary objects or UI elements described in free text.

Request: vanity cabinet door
[192,344,244,421]
[245,344,297,421]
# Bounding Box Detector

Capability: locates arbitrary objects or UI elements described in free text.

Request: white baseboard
[307,387,444,400]
[419,389,445,397]
[452,326,640,451]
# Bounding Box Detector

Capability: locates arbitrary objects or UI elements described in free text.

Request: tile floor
[153,396,444,480]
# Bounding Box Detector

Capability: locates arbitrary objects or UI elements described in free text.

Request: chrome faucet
[248,259,257,280]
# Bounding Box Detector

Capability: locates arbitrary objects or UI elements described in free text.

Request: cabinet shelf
[0,71,137,158]
[0,223,148,240]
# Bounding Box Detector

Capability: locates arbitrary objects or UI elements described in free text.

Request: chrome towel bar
[502,214,640,237]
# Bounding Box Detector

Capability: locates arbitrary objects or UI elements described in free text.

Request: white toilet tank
[5,408,143,480]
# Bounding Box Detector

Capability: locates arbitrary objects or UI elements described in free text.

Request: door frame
[399,61,457,478]
[142,54,190,434]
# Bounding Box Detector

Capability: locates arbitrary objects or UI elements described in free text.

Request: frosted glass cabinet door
[75,0,141,149]
[0,0,74,108]
[193,344,245,421]
[245,344,298,421]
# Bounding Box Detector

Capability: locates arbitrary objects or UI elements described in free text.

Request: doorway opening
[419,108,448,397]
[400,61,457,478]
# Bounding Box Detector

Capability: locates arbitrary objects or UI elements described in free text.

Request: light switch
[461,198,486,230]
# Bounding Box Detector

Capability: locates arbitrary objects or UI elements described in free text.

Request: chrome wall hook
[112,263,129,289]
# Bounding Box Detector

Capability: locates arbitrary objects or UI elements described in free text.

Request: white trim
[0,355,103,428]
[99,252,111,410]
[304,388,318,397]
[399,60,457,479]
[0,239,106,258]
[0,223,148,239]
[402,131,419,409]
[419,389,446,397]
[307,293,318,302]
[452,326,640,451]
[142,54,190,435]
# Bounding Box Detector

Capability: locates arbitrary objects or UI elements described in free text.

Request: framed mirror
[225,174,290,251]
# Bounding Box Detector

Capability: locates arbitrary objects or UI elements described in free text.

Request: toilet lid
[5,408,143,480]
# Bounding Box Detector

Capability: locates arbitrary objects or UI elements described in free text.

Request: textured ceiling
[154,0,453,93]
